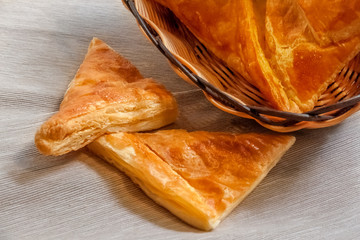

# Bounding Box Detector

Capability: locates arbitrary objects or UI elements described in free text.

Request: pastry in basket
[152,0,360,112]
[35,38,178,156]
[88,130,295,230]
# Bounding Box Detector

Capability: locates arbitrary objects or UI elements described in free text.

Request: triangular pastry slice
[35,38,178,156]
[88,130,295,230]
[152,0,360,112]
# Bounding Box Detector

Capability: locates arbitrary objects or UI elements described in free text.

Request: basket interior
[130,0,360,130]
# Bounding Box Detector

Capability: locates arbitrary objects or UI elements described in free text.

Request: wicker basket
[123,0,360,132]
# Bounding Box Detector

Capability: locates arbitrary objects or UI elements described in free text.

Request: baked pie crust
[35,38,178,156]
[88,130,295,230]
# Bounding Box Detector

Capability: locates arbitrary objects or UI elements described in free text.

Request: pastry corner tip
[34,137,52,156]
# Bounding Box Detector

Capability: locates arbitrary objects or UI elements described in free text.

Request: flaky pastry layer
[88,130,295,230]
[153,0,360,112]
[35,38,178,156]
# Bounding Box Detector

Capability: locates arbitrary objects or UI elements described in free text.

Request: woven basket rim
[123,0,360,130]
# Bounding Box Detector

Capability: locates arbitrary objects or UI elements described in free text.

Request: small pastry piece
[88,130,295,230]
[152,0,360,112]
[35,38,178,156]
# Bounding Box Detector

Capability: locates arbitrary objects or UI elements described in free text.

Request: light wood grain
[1,1,360,239]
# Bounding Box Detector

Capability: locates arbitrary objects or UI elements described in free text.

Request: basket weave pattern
[124,0,360,132]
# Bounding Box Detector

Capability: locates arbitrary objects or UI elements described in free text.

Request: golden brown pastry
[35,38,178,156]
[88,130,295,230]
[152,0,360,112]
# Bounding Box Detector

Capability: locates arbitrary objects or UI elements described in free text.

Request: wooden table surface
[1,1,360,239]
